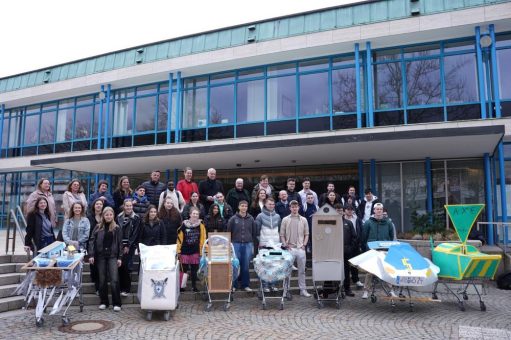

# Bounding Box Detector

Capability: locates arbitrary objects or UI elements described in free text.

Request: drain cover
[59,320,115,334]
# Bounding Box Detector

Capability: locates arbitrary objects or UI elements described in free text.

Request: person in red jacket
[176,167,199,204]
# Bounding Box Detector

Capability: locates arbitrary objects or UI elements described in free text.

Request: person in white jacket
[158,180,185,212]
[62,179,88,219]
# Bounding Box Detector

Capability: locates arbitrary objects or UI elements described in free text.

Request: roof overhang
[28,121,505,174]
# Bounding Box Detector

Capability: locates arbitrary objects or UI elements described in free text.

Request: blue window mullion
[475,26,487,119]
[295,66,299,134]
[490,24,501,118]
[206,77,210,141]
[366,42,374,127]
[97,85,104,150]
[0,105,4,154]
[440,43,448,121]
[264,68,268,136]
[175,71,182,143]
[132,96,137,146]
[355,43,362,128]
[234,78,238,139]
[401,53,408,125]
[328,58,333,130]
[166,73,173,144]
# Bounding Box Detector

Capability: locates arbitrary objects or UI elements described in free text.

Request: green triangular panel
[445,204,484,244]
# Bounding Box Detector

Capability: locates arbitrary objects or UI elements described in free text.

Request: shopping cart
[198,233,239,312]
[137,243,180,321]
[254,248,293,310]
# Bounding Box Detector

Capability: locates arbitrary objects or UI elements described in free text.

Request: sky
[0,0,361,78]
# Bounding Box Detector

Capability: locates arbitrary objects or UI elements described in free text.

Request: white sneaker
[263,288,270,293]
[232,287,236,292]
[120,291,129,297]
[361,291,369,299]
[271,286,279,292]
[389,290,398,298]
[292,265,298,270]
[356,281,364,288]
[99,304,107,310]
[243,287,253,292]
[300,290,311,297]
[113,306,121,312]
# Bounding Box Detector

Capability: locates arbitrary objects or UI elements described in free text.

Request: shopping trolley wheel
[370,295,377,303]
[458,301,465,312]
[341,291,345,299]
[409,303,414,312]
[257,290,263,300]
[317,301,324,309]
[286,292,293,301]
[62,317,70,326]
[146,311,153,321]
[262,303,267,310]
[79,304,84,312]
[201,292,208,302]
[335,301,341,310]
[480,301,486,312]
[462,293,469,301]
[205,303,213,312]
[279,302,284,310]
[36,318,44,327]
[399,293,406,300]
[223,303,230,312]
[163,311,171,321]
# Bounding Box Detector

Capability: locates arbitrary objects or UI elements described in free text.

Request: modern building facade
[1,0,510,242]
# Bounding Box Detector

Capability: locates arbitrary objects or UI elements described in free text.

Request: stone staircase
[0,254,360,312]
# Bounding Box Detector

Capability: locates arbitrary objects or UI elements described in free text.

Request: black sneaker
[192,287,199,293]
[345,290,355,297]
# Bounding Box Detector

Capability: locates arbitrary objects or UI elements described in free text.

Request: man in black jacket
[335,204,357,297]
[357,188,381,223]
[343,204,364,289]
[199,168,224,212]
[225,178,251,212]
[141,170,166,206]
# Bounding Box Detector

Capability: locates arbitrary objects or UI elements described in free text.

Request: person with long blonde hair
[89,207,123,312]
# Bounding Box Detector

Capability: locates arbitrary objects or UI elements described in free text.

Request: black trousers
[118,252,132,293]
[97,257,122,307]
[182,264,198,288]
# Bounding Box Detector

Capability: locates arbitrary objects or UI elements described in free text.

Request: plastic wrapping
[253,249,293,283]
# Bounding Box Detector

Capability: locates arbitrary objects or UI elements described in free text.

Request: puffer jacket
[255,207,281,248]
[141,180,166,206]
[361,216,394,251]
[61,217,91,249]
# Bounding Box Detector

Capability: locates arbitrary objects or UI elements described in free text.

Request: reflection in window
[444,54,478,104]
[113,97,134,135]
[406,59,441,106]
[210,85,234,125]
[24,115,39,145]
[498,49,511,100]
[92,104,100,138]
[135,95,157,133]
[268,63,295,76]
[237,80,264,123]
[267,76,296,120]
[183,87,207,128]
[446,159,484,208]
[402,162,427,232]
[299,72,329,117]
[8,114,21,148]
[40,111,56,143]
[376,162,402,232]
[375,62,402,109]
[157,92,177,131]
[1,115,8,147]
[332,68,357,113]
[74,106,92,139]
[56,107,74,142]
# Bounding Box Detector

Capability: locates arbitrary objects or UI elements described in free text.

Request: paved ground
[0,283,510,340]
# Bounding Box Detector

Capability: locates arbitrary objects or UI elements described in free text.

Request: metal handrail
[5,206,33,257]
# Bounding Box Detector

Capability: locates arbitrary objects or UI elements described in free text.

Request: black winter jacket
[141,180,166,206]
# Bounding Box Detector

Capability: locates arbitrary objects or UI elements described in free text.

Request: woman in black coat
[137,205,164,246]
[24,197,56,253]
[204,203,225,234]
[158,197,182,245]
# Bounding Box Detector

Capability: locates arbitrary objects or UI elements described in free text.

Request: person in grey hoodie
[255,198,281,292]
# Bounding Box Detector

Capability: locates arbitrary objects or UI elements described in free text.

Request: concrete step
[0,295,25,313]
[0,273,22,286]
[0,256,12,264]
[0,284,19,299]
[0,264,17,274]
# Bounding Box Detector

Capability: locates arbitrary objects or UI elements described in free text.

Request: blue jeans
[233,242,253,289]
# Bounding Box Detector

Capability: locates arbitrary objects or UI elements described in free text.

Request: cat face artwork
[151,278,168,299]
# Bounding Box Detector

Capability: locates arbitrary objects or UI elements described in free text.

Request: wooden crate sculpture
[207,233,233,293]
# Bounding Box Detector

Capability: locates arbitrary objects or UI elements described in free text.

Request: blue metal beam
[498,142,508,227]
[484,153,494,245]
[167,73,174,144]
[475,26,487,119]
[0,104,4,153]
[355,43,362,128]
[174,168,178,185]
[358,160,364,199]
[370,159,376,195]
[175,72,182,143]
[103,84,112,149]
[366,42,374,127]
[489,24,501,118]
[97,85,105,149]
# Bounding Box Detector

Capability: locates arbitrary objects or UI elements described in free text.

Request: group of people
[23,167,397,312]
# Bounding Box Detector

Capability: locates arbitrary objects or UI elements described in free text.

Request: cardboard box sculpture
[312,204,344,281]
[207,233,233,292]
[432,204,501,280]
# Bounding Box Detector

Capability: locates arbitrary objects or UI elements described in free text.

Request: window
[375,62,402,109]
[183,87,207,128]
[444,54,478,104]
[497,49,511,100]
[402,162,427,233]
[56,106,74,142]
[406,59,441,106]
[376,163,402,232]
[74,106,92,139]
[135,95,157,133]
[332,68,357,113]
[237,80,264,123]
[157,92,177,131]
[23,114,39,145]
[209,85,234,125]
[113,91,134,136]
[299,72,329,116]
[267,76,296,120]
[39,111,56,143]
[8,113,21,148]
[2,114,9,147]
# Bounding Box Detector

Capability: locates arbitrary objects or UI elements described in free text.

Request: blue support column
[97,85,105,149]
[175,72,182,143]
[165,169,171,182]
[103,84,112,149]
[0,104,4,153]
[173,168,178,185]
[358,160,364,199]
[167,73,174,144]
[355,43,362,128]
[475,26,487,119]
[484,153,494,245]
[426,157,433,216]
[498,142,508,234]
[489,24,501,118]
[370,159,376,195]
[366,42,374,127]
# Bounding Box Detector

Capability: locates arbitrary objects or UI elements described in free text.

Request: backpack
[496,271,511,290]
